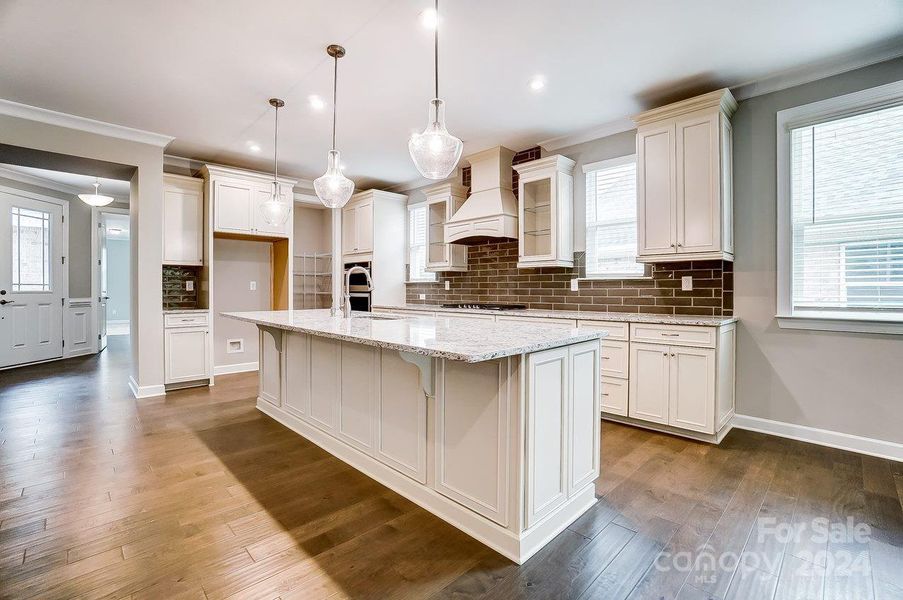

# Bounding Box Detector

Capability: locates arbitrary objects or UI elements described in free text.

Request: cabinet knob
[670,353,675,357]
[670,243,676,248]
[677,243,683,247]
[663,352,668,356]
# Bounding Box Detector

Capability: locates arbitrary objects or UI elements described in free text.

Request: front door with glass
[0,190,64,369]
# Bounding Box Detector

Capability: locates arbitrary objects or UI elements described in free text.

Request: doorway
[96,210,130,344]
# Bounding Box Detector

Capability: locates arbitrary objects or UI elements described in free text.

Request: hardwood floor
[1,336,902,599]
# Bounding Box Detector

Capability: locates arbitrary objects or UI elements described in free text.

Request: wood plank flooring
[1,336,902,599]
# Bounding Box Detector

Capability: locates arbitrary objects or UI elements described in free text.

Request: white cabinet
[633,89,736,262]
[424,182,468,272]
[514,155,576,268]
[577,320,630,418]
[163,174,204,266]
[164,313,210,385]
[205,165,295,238]
[342,196,374,257]
[628,343,671,424]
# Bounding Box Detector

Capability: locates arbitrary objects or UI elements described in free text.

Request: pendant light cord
[332,54,338,151]
[273,104,279,183]
[434,0,439,100]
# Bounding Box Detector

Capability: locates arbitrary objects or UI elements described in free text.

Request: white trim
[0,99,174,147]
[91,205,130,349]
[0,166,130,203]
[776,80,903,324]
[582,154,637,174]
[776,315,903,335]
[539,117,636,152]
[293,191,326,208]
[214,361,259,376]
[732,414,903,463]
[128,376,166,399]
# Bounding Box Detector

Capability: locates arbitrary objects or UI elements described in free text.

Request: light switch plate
[250,281,257,291]
[444,280,450,290]
[681,276,693,291]
[185,280,194,292]
[419,293,426,300]
[570,278,579,292]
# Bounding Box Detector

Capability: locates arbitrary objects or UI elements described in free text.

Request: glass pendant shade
[314,149,354,208]
[409,98,463,180]
[260,182,291,226]
[78,181,114,207]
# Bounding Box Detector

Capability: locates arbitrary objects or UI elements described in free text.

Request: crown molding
[0,99,174,147]
[0,164,130,203]
[538,117,636,152]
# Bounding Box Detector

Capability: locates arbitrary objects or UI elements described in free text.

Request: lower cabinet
[600,376,628,416]
[164,322,210,385]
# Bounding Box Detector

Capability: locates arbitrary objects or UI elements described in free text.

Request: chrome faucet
[343,265,373,318]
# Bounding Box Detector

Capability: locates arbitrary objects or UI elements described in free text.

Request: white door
[637,123,677,256]
[97,218,108,352]
[668,346,716,433]
[628,342,670,424]
[0,191,64,369]
[675,109,720,254]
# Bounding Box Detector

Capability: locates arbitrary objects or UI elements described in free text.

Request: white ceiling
[1,0,901,189]
[0,164,131,198]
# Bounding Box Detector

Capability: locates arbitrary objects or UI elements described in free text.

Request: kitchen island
[222,309,606,563]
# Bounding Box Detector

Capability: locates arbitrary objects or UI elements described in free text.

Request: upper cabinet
[202,165,295,239]
[424,182,468,272]
[514,155,576,268]
[163,174,204,266]
[633,89,736,262]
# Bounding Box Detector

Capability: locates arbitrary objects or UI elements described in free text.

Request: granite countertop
[374,304,738,327]
[221,309,606,362]
[163,308,209,314]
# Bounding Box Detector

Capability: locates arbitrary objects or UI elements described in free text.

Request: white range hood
[444,146,518,244]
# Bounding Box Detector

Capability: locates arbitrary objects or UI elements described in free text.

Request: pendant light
[260,98,292,226]
[314,44,355,209]
[408,0,462,180]
[78,178,115,207]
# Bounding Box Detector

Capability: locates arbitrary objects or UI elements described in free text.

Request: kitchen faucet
[343,265,373,318]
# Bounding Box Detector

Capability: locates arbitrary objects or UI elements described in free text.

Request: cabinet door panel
[308,337,340,432]
[376,351,427,483]
[163,184,203,265]
[283,332,310,417]
[569,342,599,495]
[253,183,291,237]
[628,343,669,424]
[526,347,568,527]
[214,180,253,233]
[342,205,356,254]
[165,328,209,383]
[355,202,374,254]
[601,376,628,416]
[338,342,376,452]
[676,111,720,253]
[669,346,715,433]
[637,124,676,256]
[259,328,282,406]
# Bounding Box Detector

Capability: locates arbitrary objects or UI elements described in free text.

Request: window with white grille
[584,155,646,278]
[407,204,435,282]
[777,81,903,330]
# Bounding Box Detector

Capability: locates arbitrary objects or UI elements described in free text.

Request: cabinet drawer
[165,313,209,328]
[577,320,629,342]
[630,323,715,348]
[601,376,628,417]
[496,315,577,326]
[600,340,629,378]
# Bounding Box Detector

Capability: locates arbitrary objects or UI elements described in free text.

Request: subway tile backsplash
[163,265,200,310]
[406,241,733,317]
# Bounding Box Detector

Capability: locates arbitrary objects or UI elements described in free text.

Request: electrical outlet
[185,280,194,292]
[250,281,257,291]
[570,278,579,292]
[444,280,450,291]
[418,293,426,300]
[681,276,693,291]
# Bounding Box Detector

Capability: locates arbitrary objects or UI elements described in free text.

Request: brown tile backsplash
[406,241,734,317]
[163,265,201,310]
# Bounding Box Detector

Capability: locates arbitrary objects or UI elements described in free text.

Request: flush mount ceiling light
[78,178,114,207]
[408,0,463,180]
[259,98,292,227]
[314,44,355,209]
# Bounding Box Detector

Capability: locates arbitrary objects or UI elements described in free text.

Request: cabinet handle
[601,356,610,360]
[663,352,668,356]
[670,353,675,357]
[602,393,610,397]
[661,333,680,337]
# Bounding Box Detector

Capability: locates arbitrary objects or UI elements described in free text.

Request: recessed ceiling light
[308,95,325,111]
[420,8,438,29]
[248,142,261,153]
[529,76,546,92]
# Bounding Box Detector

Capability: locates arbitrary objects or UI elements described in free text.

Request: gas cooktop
[441,303,527,311]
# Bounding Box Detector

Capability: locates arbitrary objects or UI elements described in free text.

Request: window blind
[585,159,645,278]
[790,102,903,313]
[407,205,435,282]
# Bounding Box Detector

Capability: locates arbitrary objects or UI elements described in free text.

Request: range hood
[444,146,518,244]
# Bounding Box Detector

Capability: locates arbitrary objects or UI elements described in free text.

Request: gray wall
[293,205,331,254]
[733,57,903,444]
[106,238,130,321]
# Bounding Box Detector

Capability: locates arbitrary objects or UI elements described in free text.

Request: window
[11,206,52,292]
[777,81,903,333]
[407,204,435,282]
[583,155,646,278]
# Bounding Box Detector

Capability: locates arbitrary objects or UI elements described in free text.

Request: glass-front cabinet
[424,182,468,272]
[514,155,576,268]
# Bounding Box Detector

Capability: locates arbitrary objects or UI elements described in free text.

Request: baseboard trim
[732,414,903,462]
[214,361,259,376]
[128,376,166,399]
